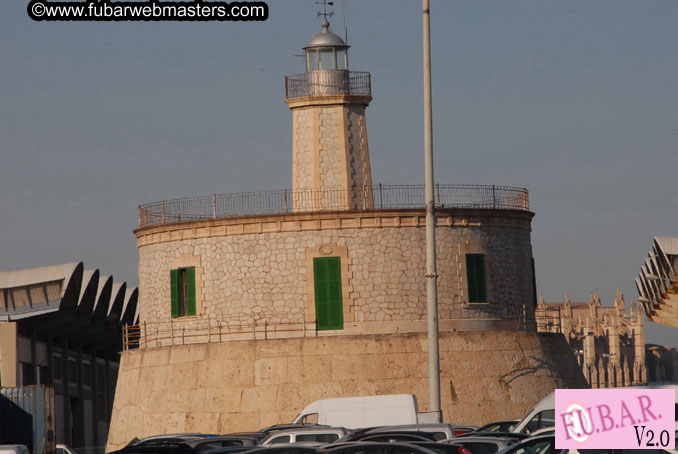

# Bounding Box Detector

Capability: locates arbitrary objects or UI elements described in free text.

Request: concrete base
[107,331,587,450]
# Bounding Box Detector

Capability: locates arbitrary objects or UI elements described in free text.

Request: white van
[512,384,678,434]
[293,394,419,429]
[512,391,556,434]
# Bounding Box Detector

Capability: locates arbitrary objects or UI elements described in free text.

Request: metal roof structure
[636,237,678,328]
[304,19,349,50]
[0,262,138,355]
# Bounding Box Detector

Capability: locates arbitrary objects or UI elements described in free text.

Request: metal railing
[285,71,371,98]
[137,184,529,228]
[123,318,314,350]
[123,315,537,350]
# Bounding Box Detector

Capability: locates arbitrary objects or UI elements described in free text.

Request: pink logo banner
[555,389,675,449]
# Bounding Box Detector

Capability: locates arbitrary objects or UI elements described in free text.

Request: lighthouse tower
[285,19,374,211]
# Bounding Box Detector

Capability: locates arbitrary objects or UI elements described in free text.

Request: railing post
[493,185,497,209]
[284,188,288,213]
[436,183,441,208]
[213,193,217,219]
[523,188,529,210]
[161,200,165,224]
[379,183,383,209]
[122,325,127,351]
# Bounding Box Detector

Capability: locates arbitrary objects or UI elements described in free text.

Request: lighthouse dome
[304,20,349,50]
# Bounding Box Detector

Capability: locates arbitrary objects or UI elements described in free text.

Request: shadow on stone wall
[107,331,588,450]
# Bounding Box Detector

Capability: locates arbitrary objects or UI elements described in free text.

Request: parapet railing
[285,71,371,98]
[122,315,538,350]
[122,318,316,350]
[137,184,530,228]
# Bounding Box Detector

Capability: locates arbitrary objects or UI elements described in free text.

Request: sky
[1,1,676,345]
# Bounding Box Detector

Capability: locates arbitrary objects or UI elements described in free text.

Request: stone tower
[285,19,373,211]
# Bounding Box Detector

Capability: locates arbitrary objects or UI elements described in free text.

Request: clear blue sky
[1,1,676,345]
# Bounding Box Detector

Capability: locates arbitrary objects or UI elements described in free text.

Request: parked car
[182,436,261,452]
[494,434,557,454]
[440,435,520,454]
[328,442,440,454]
[127,434,218,447]
[354,424,473,441]
[403,442,472,454]
[56,445,77,454]
[236,445,329,454]
[472,422,519,433]
[510,392,556,435]
[261,427,348,446]
[344,434,434,444]
[0,445,30,454]
[203,447,259,454]
[108,444,197,454]
[261,426,335,435]
[223,433,269,444]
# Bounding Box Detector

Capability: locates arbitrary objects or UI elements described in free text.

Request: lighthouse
[285,19,374,211]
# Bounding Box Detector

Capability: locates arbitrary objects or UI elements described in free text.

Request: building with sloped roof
[636,237,678,327]
[0,261,138,450]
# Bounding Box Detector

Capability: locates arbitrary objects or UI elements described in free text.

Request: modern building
[0,262,138,450]
[107,19,587,450]
[636,237,678,328]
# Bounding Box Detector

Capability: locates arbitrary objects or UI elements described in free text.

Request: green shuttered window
[466,253,488,303]
[313,257,343,330]
[170,267,196,318]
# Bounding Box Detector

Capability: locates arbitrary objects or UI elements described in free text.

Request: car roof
[182,437,260,448]
[260,425,335,434]
[495,434,555,454]
[453,432,528,440]
[240,445,330,454]
[327,442,440,454]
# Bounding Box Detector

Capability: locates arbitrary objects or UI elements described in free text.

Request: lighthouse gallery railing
[137,184,529,228]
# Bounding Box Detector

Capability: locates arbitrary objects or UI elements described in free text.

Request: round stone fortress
[107,19,587,450]
[134,208,536,331]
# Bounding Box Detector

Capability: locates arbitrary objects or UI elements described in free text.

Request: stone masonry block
[254,357,288,386]
[240,385,277,413]
[140,347,170,367]
[273,383,308,413]
[170,344,207,364]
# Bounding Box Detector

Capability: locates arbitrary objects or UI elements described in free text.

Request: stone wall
[290,98,373,211]
[135,210,536,331]
[107,331,587,450]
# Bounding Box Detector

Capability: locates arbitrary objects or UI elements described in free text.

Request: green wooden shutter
[170,269,179,318]
[314,257,343,330]
[466,254,488,303]
[186,267,196,316]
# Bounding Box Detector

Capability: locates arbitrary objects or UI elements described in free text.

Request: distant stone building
[108,19,587,450]
[645,344,678,383]
[536,291,646,388]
